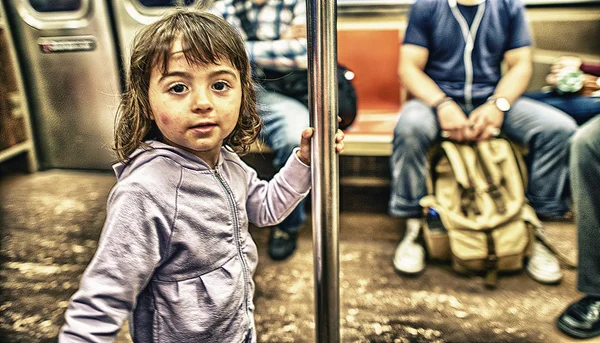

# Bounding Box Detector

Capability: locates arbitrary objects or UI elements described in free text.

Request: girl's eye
[169,83,188,94]
[212,81,230,91]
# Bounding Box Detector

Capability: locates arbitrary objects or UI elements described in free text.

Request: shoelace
[586,301,600,321]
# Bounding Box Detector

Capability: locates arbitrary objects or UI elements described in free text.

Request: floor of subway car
[0,170,596,343]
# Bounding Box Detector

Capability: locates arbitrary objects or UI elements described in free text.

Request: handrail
[307,0,341,341]
[336,0,600,5]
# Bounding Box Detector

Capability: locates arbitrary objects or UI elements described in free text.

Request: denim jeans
[525,91,600,125]
[257,90,310,233]
[389,97,577,219]
[570,115,600,294]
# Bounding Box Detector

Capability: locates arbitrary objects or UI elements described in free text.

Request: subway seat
[251,28,402,157]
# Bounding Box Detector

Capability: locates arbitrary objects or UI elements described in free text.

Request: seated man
[210,0,309,260]
[526,56,600,125]
[390,0,576,283]
[556,115,600,339]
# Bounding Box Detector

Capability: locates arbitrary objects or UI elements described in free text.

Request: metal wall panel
[111,0,200,73]
[3,0,122,169]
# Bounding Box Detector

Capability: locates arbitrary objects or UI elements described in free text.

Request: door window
[28,0,82,12]
[138,0,197,7]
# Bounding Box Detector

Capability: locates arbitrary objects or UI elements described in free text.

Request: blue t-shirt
[403,0,532,102]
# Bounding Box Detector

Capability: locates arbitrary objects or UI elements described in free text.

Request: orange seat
[338,29,402,116]
[338,29,402,138]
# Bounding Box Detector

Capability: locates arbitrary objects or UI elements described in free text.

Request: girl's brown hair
[114,9,262,162]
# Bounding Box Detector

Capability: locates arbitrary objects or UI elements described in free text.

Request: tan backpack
[419,138,542,288]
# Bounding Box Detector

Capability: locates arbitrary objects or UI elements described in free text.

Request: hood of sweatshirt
[112,140,223,180]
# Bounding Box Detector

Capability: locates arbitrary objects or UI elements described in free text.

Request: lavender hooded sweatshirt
[59,141,311,342]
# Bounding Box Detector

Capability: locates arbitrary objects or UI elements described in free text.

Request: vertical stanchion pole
[306,0,340,342]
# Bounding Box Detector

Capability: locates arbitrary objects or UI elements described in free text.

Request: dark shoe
[556,295,600,339]
[268,227,298,261]
[538,210,574,223]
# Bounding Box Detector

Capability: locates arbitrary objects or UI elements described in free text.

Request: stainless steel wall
[3,0,121,170]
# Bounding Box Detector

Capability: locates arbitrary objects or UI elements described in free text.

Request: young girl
[59,9,344,343]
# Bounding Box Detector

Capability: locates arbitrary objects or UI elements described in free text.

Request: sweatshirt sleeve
[59,182,173,342]
[245,148,311,227]
[581,61,600,77]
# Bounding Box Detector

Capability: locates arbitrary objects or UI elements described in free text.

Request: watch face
[496,98,511,112]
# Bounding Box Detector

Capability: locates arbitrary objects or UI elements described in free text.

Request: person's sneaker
[526,240,563,284]
[393,218,425,275]
[268,227,298,261]
[556,295,600,339]
[538,210,574,223]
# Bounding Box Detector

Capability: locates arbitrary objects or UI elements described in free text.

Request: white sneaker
[526,241,563,284]
[393,219,426,274]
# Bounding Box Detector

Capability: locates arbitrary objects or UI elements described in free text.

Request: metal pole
[306,0,340,342]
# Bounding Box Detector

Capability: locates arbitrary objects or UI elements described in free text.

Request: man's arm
[400,44,469,141]
[400,44,446,107]
[209,0,307,70]
[493,46,533,104]
[248,37,307,70]
[243,0,307,70]
[468,46,532,141]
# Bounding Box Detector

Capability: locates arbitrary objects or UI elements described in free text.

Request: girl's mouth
[190,123,216,134]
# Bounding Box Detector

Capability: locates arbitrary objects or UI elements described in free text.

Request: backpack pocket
[449,219,531,274]
[423,218,450,261]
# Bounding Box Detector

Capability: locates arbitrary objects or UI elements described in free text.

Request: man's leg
[258,90,310,260]
[389,100,439,274]
[389,100,440,218]
[556,115,600,339]
[501,98,576,284]
[525,91,600,125]
[571,115,600,295]
[502,97,577,218]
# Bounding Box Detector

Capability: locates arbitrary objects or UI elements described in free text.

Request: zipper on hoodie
[213,168,252,330]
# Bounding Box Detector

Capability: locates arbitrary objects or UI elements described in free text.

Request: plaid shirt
[210,0,307,71]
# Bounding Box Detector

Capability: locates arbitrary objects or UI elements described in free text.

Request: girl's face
[148,39,242,168]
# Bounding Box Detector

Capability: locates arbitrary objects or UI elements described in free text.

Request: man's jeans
[389,97,577,219]
[525,91,600,125]
[258,90,310,233]
[570,115,600,294]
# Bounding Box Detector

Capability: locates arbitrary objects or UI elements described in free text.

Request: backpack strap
[474,141,506,215]
[484,230,499,288]
[508,141,529,191]
[534,229,578,269]
[442,141,480,216]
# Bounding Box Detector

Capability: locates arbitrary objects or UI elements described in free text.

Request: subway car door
[3,0,122,169]
[111,0,199,73]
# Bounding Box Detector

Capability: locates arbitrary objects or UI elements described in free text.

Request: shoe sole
[393,259,425,275]
[268,248,296,261]
[525,268,563,285]
[556,317,600,339]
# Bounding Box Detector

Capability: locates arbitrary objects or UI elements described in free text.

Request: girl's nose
[191,88,213,113]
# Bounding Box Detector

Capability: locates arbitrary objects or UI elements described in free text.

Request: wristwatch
[488,96,511,112]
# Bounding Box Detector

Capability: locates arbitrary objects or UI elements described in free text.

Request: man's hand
[547,56,583,87]
[467,102,504,141]
[296,127,345,165]
[437,101,470,142]
[281,24,307,40]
